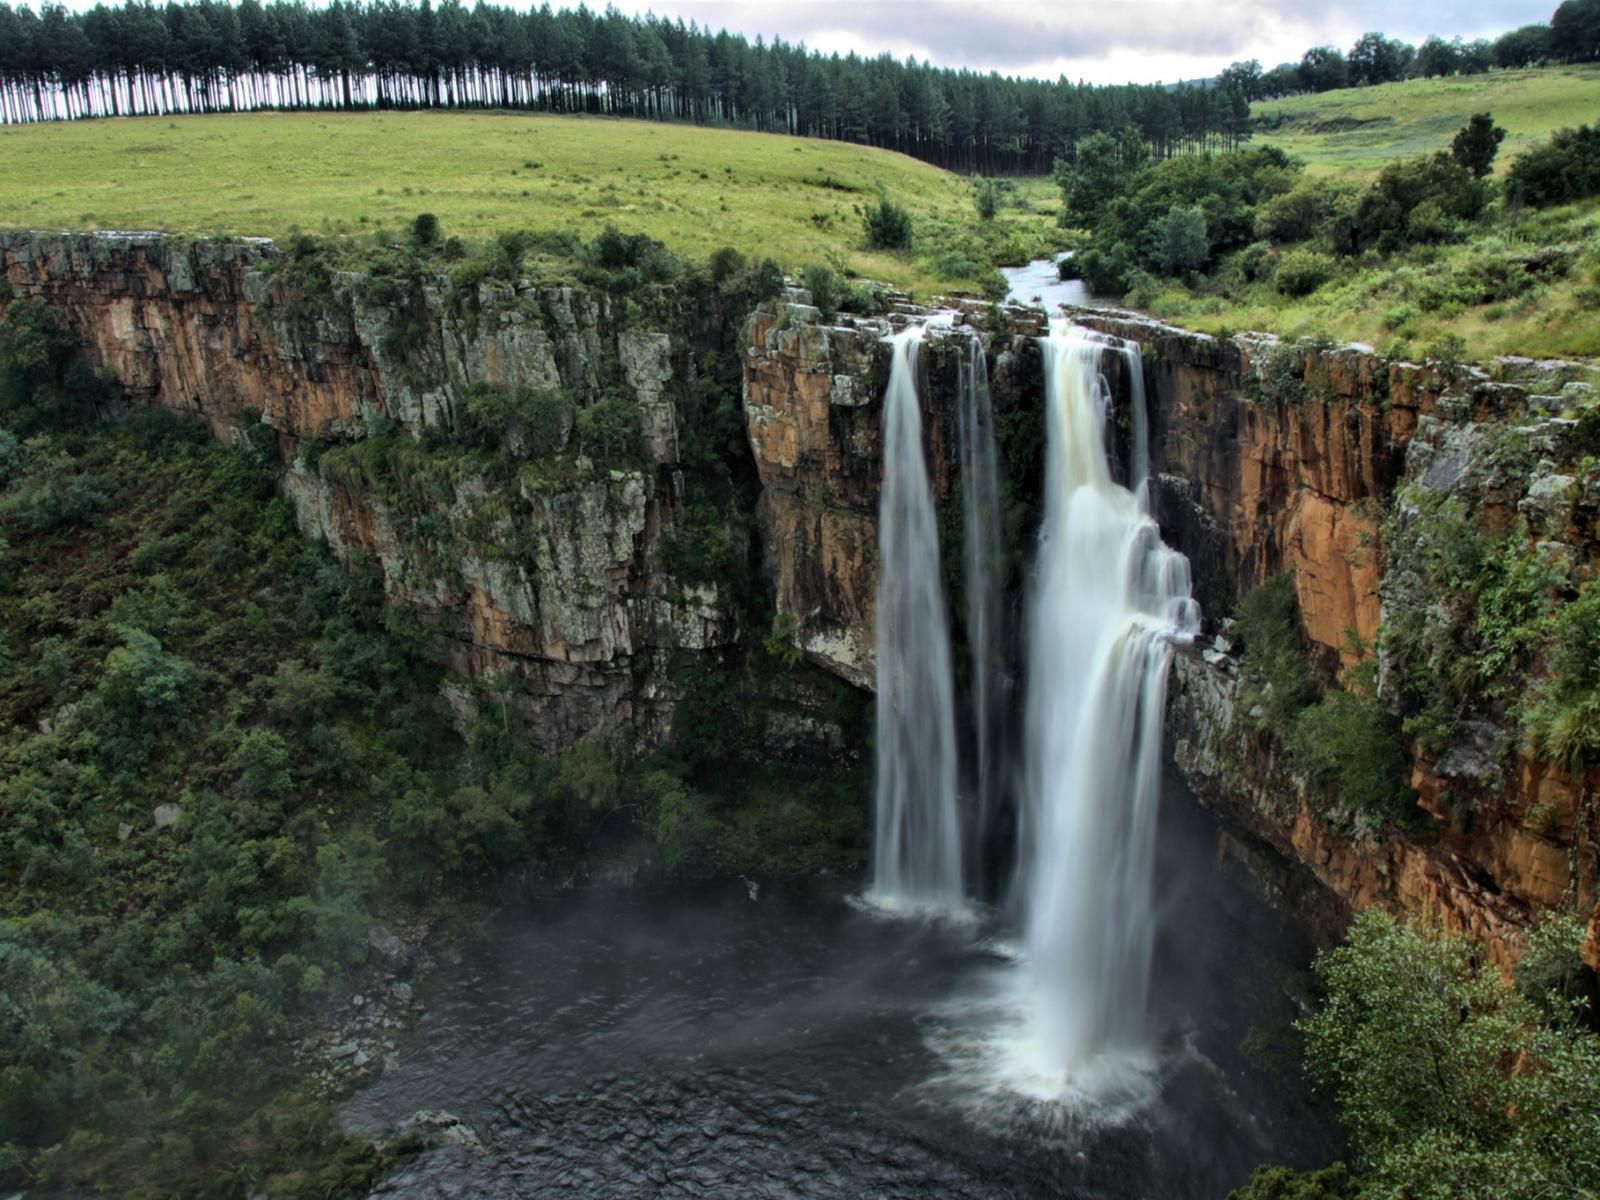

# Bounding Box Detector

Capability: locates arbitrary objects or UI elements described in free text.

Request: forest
[3,0,1594,172]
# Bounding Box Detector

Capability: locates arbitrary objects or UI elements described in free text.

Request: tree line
[0,0,1595,173]
[0,0,1250,171]
[1222,0,1600,100]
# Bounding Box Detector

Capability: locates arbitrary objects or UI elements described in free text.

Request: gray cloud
[608,0,1556,81]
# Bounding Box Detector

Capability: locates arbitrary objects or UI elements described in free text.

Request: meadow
[0,110,1062,296]
[1253,64,1600,176]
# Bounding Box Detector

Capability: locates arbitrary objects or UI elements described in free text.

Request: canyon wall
[741,294,1599,968]
[0,230,839,754]
[7,230,1595,964]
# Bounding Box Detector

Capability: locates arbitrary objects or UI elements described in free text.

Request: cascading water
[955,333,1004,893]
[1016,320,1199,1089]
[869,327,964,915]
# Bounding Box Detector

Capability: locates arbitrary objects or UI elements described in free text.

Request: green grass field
[0,110,1061,295]
[1253,64,1600,176]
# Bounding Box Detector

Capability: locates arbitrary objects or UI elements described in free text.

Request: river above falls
[1003,254,1107,313]
[342,786,1337,1198]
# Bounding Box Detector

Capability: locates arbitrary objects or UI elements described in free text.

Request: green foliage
[1226,1164,1354,1200]
[1352,151,1487,253]
[862,191,913,250]
[1273,248,1336,297]
[1450,113,1506,180]
[0,300,103,435]
[974,177,1000,221]
[802,263,841,321]
[574,392,643,467]
[409,212,441,249]
[584,224,680,285]
[455,382,572,456]
[1300,910,1600,1200]
[1291,662,1414,823]
[1235,575,1317,737]
[1521,583,1600,774]
[1148,204,1210,275]
[1515,911,1600,1025]
[1507,122,1600,207]
[1254,177,1358,245]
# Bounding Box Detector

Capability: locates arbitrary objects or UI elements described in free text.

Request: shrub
[1353,152,1487,253]
[974,178,999,221]
[1274,248,1335,297]
[1301,910,1600,1200]
[1253,178,1356,245]
[456,383,572,456]
[575,391,642,466]
[708,246,746,283]
[409,212,441,249]
[1234,575,1316,735]
[1507,123,1600,208]
[1147,204,1209,275]
[1291,662,1414,823]
[862,192,913,250]
[801,263,840,321]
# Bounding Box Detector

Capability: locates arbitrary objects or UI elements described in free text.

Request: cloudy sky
[602,0,1556,84]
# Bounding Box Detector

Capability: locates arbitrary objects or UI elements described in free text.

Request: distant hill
[1251,64,1600,175]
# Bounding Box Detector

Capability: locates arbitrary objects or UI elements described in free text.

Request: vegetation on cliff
[1231,911,1600,1200]
[0,264,865,1191]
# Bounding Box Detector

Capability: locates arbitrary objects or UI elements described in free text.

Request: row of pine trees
[0,0,1252,173]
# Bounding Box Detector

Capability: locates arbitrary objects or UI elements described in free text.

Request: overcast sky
[602,0,1557,85]
[38,0,1561,86]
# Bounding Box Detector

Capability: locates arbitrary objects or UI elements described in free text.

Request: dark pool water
[343,787,1337,1198]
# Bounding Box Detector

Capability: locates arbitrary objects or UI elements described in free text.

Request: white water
[870,327,965,915]
[956,333,1004,888]
[1016,322,1199,1090]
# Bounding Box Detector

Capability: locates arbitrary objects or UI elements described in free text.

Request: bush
[0,300,101,434]
[1273,248,1335,297]
[409,212,441,249]
[1253,178,1357,245]
[862,192,913,250]
[707,246,746,283]
[1291,662,1414,823]
[974,178,999,221]
[1507,123,1600,208]
[801,263,840,321]
[574,391,642,466]
[1076,241,1138,295]
[1235,575,1316,735]
[1353,152,1487,253]
[1147,204,1210,275]
[456,383,572,456]
[1451,114,1506,181]
[1301,910,1600,1200]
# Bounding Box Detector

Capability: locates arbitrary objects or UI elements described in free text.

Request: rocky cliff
[0,230,788,751]
[7,229,1595,965]
[740,295,1599,968]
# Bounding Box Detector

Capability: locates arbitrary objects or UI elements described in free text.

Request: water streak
[955,332,1004,893]
[1018,322,1199,1085]
[870,327,964,915]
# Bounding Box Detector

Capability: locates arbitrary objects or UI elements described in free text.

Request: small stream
[342,785,1336,1198]
[1002,254,1106,312]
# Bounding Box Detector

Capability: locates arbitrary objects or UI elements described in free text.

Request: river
[342,782,1337,1198]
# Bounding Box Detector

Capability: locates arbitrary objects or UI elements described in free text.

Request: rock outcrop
[0,230,737,749]
[739,295,1599,967]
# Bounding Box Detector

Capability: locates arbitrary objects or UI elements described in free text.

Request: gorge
[3,228,1598,1193]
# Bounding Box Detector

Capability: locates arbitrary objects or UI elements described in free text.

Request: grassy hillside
[0,111,1059,295]
[1253,65,1600,176]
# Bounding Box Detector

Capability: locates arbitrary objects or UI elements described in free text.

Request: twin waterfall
[870,317,1198,1093]
[870,330,964,913]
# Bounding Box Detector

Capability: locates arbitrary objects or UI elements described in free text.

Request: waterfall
[870,327,964,915]
[956,333,1003,893]
[1019,322,1199,1080]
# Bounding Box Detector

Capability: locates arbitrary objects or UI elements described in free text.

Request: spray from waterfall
[1017,321,1199,1085]
[955,333,1004,893]
[870,326,964,915]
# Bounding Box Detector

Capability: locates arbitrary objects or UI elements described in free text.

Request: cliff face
[8,229,1595,963]
[0,230,743,750]
[740,296,1598,967]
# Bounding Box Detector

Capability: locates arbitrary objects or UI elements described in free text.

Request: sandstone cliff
[0,231,808,752]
